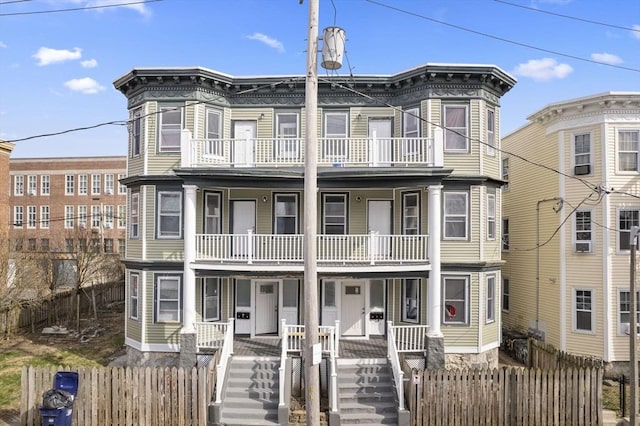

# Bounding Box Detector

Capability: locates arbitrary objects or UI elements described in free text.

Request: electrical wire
[364,0,640,74]
[494,0,640,34]
[0,0,163,16]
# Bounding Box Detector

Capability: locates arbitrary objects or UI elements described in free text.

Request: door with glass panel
[341,281,365,336]
[255,281,278,335]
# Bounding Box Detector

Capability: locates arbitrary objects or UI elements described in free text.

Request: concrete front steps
[336,358,400,425]
[219,356,281,426]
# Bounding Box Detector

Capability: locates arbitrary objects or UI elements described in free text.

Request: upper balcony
[180,129,443,169]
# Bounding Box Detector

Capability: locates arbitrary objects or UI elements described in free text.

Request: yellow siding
[444,273,480,348]
[482,271,501,345]
[126,271,142,342]
[441,186,481,262]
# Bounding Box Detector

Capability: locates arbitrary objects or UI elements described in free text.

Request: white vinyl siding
[574,210,592,252]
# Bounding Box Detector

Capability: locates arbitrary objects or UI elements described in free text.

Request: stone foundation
[445,347,499,370]
[125,346,180,367]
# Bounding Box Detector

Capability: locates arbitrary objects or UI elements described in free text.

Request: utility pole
[630,226,639,425]
[303,0,320,424]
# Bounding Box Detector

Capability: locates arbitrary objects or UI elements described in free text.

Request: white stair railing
[279,319,288,407]
[328,324,338,413]
[387,321,404,411]
[215,318,234,404]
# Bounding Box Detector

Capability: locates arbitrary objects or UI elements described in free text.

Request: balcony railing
[194,232,429,265]
[180,129,444,168]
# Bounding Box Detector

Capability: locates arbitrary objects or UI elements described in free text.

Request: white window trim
[14,175,24,196]
[502,217,509,251]
[618,289,640,335]
[132,107,142,157]
[130,273,139,320]
[27,206,37,229]
[155,275,181,323]
[573,288,594,334]
[486,109,495,156]
[402,192,420,235]
[443,275,469,325]
[130,192,139,239]
[157,191,183,239]
[574,209,593,253]
[502,158,509,190]
[13,206,23,228]
[443,191,469,240]
[573,132,592,173]
[487,193,496,241]
[41,175,50,196]
[617,129,640,174]
[65,175,75,196]
[322,193,347,235]
[616,207,640,253]
[91,174,101,196]
[40,206,50,229]
[403,107,420,138]
[486,274,496,324]
[158,106,183,153]
[78,174,88,196]
[274,193,299,235]
[443,104,469,153]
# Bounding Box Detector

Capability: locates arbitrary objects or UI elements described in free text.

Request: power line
[0,0,163,16]
[495,0,640,34]
[8,120,128,143]
[0,0,33,5]
[365,0,640,74]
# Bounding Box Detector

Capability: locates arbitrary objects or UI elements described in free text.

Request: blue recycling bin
[40,372,78,426]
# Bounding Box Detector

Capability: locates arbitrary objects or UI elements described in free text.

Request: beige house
[503,92,640,367]
[113,64,515,410]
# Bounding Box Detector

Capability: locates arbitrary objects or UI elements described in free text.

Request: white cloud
[246,32,285,53]
[512,58,573,81]
[0,41,6,48]
[633,25,640,40]
[81,59,98,68]
[64,77,105,94]
[85,0,150,16]
[33,47,82,66]
[591,53,623,65]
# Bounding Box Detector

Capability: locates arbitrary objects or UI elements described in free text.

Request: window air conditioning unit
[104,223,113,229]
[105,189,113,195]
[624,323,640,335]
[79,222,86,229]
[28,190,36,196]
[574,165,590,175]
[575,242,591,253]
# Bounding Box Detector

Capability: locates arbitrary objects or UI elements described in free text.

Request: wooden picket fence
[528,338,605,370]
[405,366,603,426]
[21,363,216,426]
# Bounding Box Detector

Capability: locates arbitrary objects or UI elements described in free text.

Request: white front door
[233,121,256,166]
[368,200,392,258]
[341,281,365,336]
[369,118,392,166]
[255,281,278,335]
[231,200,256,256]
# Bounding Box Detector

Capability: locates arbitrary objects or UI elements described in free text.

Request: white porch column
[182,184,197,334]
[428,185,443,337]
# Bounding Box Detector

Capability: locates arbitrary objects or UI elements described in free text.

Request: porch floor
[233,335,387,358]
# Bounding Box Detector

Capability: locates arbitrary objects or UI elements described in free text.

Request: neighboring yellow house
[113,63,516,370]
[503,92,640,369]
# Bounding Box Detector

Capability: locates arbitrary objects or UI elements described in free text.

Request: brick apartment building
[8,156,127,255]
[0,141,15,242]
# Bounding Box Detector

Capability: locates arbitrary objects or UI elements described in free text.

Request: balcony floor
[233,335,387,359]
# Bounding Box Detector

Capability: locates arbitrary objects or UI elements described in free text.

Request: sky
[1,0,639,158]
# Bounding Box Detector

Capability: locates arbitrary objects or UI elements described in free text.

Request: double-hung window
[91,205,101,228]
[27,175,37,196]
[574,133,591,175]
[487,194,496,240]
[118,174,127,195]
[502,218,510,251]
[619,208,640,251]
[92,174,101,195]
[130,193,139,238]
[118,205,126,229]
[323,194,347,235]
[27,206,37,229]
[444,192,468,239]
[275,194,298,234]
[502,277,510,312]
[402,278,419,323]
[444,104,468,152]
[159,106,182,152]
[502,158,509,190]
[41,175,50,196]
[65,175,75,195]
[444,276,468,324]
[205,108,222,157]
[13,206,23,227]
[486,109,495,156]
[104,205,114,229]
[14,175,24,196]
[618,130,639,172]
[276,113,300,160]
[323,112,348,161]
[158,191,182,238]
[486,275,495,323]
[130,273,139,320]
[574,289,593,332]
[40,206,50,229]
[575,210,592,252]
[619,290,640,335]
[78,174,88,196]
[105,174,115,195]
[78,205,87,228]
[64,206,74,229]
[131,107,142,157]
[202,277,220,321]
[155,275,181,322]
[402,192,419,235]
[204,192,221,234]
